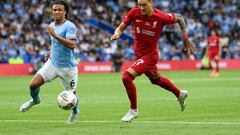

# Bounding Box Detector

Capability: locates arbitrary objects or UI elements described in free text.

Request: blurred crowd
[0,0,239,65]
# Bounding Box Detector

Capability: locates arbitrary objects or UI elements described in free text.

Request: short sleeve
[122,8,135,26]
[66,23,77,40]
[159,12,176,25]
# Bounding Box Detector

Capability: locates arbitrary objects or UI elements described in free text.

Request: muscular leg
[29,73,45,102]
[209,54,218,77]
[72,91,79,114]
[122,68,138,109]
[212,57,220,77]
[20,73,44,112]
[121,68,139,122]
[145,71,188,111]
[68,91,79,124]
[61,67,79,124]
[145,72,180,97]
[215,59,219,72]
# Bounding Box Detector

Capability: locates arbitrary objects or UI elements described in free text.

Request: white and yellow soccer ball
[57,91,77,110]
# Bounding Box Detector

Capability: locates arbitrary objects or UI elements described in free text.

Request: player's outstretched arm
[45,24,76,50]
[175,14,196,54]
[111,22,127,41]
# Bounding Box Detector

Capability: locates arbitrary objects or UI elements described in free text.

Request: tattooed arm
[175,14,196,53]
[175,14,188,35]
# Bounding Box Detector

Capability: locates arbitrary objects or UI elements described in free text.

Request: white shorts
[37,59,78,92]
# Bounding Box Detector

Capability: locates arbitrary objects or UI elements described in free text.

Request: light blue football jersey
[49,20,77,68]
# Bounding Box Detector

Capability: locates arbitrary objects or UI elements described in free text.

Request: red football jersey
[207,36,220,53]
[122,7,176,58]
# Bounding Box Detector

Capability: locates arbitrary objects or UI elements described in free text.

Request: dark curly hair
[52,0,69,19]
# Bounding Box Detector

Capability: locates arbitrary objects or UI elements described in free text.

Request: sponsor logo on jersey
[135,27,155,36]
[209,40,218,46]
[142,29,155,36]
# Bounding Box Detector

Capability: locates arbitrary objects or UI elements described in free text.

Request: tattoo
[175,14,187,35]
[152,73,161,80]
[148,73,161,85]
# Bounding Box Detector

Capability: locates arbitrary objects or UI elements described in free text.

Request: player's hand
[111,33,120,41]
[44,24,57,37]
[215,55,220,60]
[44,51,50,61]
[183,39,196,54]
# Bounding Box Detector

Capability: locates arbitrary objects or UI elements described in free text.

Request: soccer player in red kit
[111,0,196,122]
[206,30,221,77]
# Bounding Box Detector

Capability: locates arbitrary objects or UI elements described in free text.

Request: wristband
[182,34,188,40]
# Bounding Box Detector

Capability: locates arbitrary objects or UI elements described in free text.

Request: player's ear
[62,9,67,18]
[147,0,153,6]
[149,0,153,4]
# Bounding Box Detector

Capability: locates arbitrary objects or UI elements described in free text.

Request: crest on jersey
[153,21,158,28]
[69,27,75,33]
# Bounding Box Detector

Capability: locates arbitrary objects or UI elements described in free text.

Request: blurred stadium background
[0,0,240,135]
[0,0,239,64]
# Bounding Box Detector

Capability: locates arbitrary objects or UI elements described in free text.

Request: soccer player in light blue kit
[20,0,79,124]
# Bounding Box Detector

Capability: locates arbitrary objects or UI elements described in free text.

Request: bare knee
[30,74,44,90]
[29,81,39,90]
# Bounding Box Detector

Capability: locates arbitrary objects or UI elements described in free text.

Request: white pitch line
[0,120,240,125]
[81,77,240,85]
[135,121,240,125]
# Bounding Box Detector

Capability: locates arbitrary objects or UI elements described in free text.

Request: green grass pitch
[0,70,240,135]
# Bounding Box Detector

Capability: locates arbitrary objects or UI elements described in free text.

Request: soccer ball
[57,91,77,110]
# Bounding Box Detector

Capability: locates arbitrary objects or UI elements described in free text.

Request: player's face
[211,30,216,36]
[52,4,66,22]
[138,0,153,16]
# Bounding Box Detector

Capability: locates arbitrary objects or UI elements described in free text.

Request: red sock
[122,72,137,109]
[152,76,180,97]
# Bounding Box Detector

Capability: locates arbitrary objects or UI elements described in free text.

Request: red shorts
[131,55,159,76]
[208,52,218,61]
